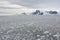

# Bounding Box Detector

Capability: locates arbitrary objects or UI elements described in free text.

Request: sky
[0,0,60,15]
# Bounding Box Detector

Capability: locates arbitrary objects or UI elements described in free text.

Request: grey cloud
[4,0,60,8]
[0,0,60,8]
[0,12,9,14]
[0,6,20,9]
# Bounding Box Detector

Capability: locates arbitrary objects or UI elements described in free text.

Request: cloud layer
[0,0,60,15]
[0,1,35,15]
[3,0,60,9]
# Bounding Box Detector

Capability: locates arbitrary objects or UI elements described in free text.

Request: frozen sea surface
[0,15,60,40]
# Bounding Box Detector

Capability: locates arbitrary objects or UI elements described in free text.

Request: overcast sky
[0,0,60,15]
[1,0,59,8]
